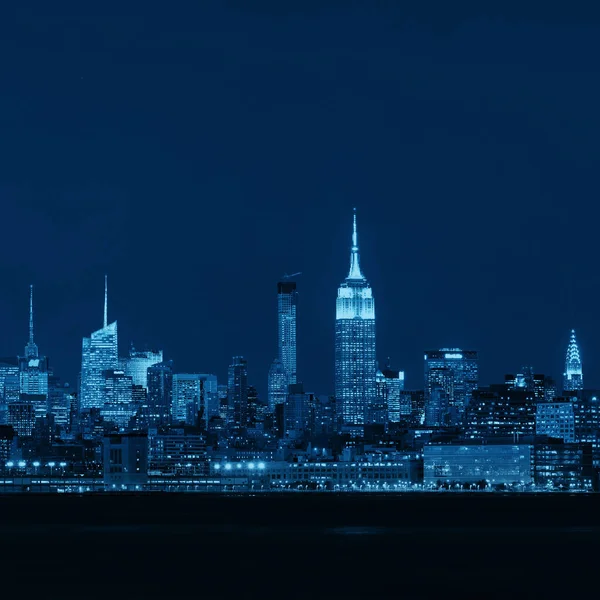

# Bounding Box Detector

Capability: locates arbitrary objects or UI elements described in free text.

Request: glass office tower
[424,349,478,426]
[278,280,298,386]
[123,346,163,390]
[268,358,287,412]
[80,277,118,410]
[228,356,248,428]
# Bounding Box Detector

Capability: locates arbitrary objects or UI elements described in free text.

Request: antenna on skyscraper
[29,284,34,345]
[24,284,39,359]
[104,274,108,328]
[282,272,302,280]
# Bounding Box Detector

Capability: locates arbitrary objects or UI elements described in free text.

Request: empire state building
[335,209,376,435]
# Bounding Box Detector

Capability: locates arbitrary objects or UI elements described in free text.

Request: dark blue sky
[1,2,599,395]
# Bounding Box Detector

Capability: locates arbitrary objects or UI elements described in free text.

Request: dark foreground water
[1,493,599,598]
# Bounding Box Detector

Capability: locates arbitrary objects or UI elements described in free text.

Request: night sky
[1,2,600,396]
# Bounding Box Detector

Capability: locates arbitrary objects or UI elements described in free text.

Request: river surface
[0,493,597,598]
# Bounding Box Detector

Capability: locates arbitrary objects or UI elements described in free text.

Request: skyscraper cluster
[0,211,597,493]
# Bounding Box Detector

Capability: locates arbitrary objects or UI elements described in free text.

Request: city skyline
[0,245,588,398]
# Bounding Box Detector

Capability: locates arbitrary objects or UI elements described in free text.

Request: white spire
[25,284,39,359]
[347,207,365,280]
[29,284,34,345]
[564,328,583,391]
[104,274,108,328]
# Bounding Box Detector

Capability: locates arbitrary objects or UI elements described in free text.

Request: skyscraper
[563,329,583,392]
[335,209,376,435]
[267,358,287,411]
[278,280,298,386]
[424,349,478,426]
[172,373,218,426]
[123,345,163,390]
[147,361,174,427]
[284,382,315,439]
[101,369,134,430]
[0,358,20,422]
[267,278,299,413]
[465,384,535,440]
[19,285,49,398]
[373,366,406,425]
[228,356,248,428]
[80,276,118,411]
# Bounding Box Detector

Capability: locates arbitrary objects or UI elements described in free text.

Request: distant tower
[228,356,248,427]
[25,285,38,359]
[277,279,298,386]
[335,209,376,436]
[268,358,287,411]
[19,285,49,400]
[424,349,479,426]
[79,276,118,411]
[172,373,218,426]
[563,329,583,392]
[147,361,174,427]
[123,345,163,390]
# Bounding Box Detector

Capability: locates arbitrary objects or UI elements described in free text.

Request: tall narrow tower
[24,284,39,359]
[563,329,583,392]
[334,209,376,435]
[228,356,248,428]
[19,284,49,401]
[103,274,108,328]
[79,276,118,411]
[277,279,298,386]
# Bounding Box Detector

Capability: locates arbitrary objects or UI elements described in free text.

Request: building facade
[371,366,405,425]
[123,346,163,390]
[103,433,148,489]
[536,402,576,443]
[147,361,174,427]
[278,280,298,387]
[534,440,594,490]
[465,384,536,440]
[267,358,287,412]
[424,349,478,426]
[101,370,134,430]
[284,382,314,439]
[423,443,533,487]
[172,374,218,426]
[228,356,248,428]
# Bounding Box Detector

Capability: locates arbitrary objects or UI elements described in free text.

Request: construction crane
[281,272,302,280]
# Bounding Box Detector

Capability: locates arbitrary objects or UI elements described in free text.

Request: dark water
[1,493,598,598]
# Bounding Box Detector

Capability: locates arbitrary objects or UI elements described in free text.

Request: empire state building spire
[347,208,365,281]
[336,208,376,436]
